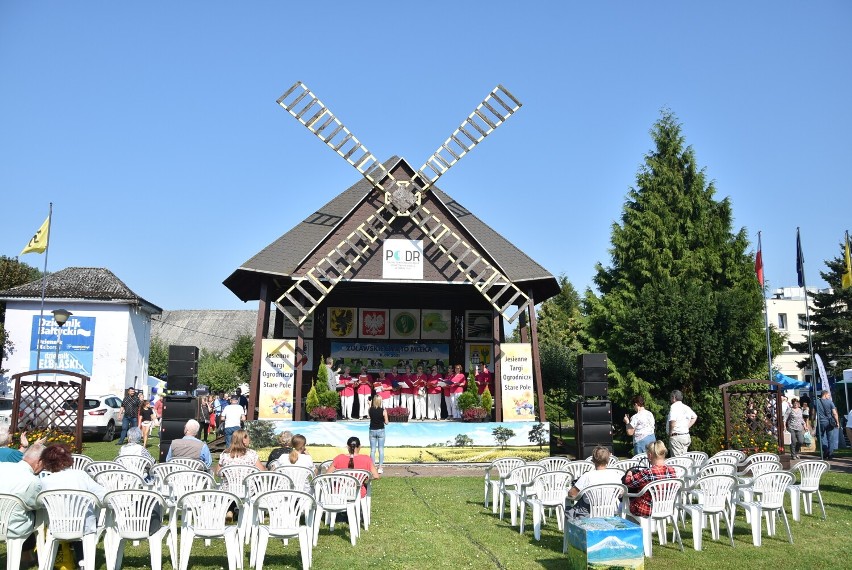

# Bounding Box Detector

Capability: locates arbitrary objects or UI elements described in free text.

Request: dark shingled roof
[224,157,559,302]
[0,267,162,313]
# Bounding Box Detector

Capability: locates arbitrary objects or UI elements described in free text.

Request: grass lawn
[6,438,849,569]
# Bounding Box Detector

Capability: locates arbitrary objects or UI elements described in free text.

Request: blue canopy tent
[773,372,811,391]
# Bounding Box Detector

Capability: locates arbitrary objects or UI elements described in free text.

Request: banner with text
[382,239,423,280]
[331,341,450,374]
[258,339,296,420]
[500,343,535,421]
[30,315,96,375]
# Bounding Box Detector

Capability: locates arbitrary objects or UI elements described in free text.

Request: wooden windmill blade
[416,85,522,190]
[408,202,531,323]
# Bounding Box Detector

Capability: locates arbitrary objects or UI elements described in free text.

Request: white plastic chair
[164,470,217,555]
[705,454,739,468]
[218,465,259,497]
[538,457,570,472]
[0,494,35,570]
[169,457,208,471]
[681,474,736,551]
[253,490,317,570]
[317,459,334,475]
[310,474,360,547]
[85,461,123,478]
[275,465,315,493]
[788,460,828,521]
[103,489,174,570]
[626,479,684,557]
[37,489,103,570]
[562,483,627,553]
[334,469,372,531]
[483,457,524,511]
[684,451,708,470]
[150,463,185,496]
[563,461,594,485]
[177,490,243,570]
[665,456,695,476]
[613,459,639,471]
[500,465,545,526]
[733,471,793,546]
[115,455,154,479]
[713,449,746,463]
[630,453,650,468]
[520,471,571,539]
[244,472,294,566]
[72,454,95,471]
[94,470,147,492]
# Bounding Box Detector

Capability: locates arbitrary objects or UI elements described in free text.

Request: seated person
[566,446,623,519]
[165,419,212,469]
[0,426,32,463]
[0,442,45,567]
[622,440,677,517]
[117,427,156,478]
[265,430,293,469]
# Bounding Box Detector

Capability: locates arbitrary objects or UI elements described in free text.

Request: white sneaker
[378,467,384,474]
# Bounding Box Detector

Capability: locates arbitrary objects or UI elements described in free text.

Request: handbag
[803,431,813,445]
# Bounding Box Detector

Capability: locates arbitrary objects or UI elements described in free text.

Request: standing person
[388,366,401,408]
[412,366,428,420]
[356,366,373,420]
[338,367,355,420]
[376,370,394,409]
[199,396,213,442]
[786,398,806,459]
[368,396,389,474]
[801,401,812,433]
[152,393,164,422]
[325,357,340,392]
[235,388,249,411]
[475,364,493,396]
[166,419,213,469]
[666,390,697,457]
[623,395,656,455]
[220,395,246,449]
[815,390,840,460]
[622,441,677,517]
[117,387,141,445]
[138,399,156,447]
[445,364,467,419]
[426,366,443,420]
[400,366,416,419]
[327,436,380,498]
[0,442,45,568]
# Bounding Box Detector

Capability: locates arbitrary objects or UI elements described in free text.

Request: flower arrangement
[462,407,489,422]
[308,406,338,422]
[11,428,76,448]
[386,407,409,422]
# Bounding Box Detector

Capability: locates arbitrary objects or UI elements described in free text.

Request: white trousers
[427,394,442,419]
[414,393,427,419]
[382,397,394,409]
[402,394,414,418]
[448,392,461,418]
[357,393,371,418]
[341,395,354,419]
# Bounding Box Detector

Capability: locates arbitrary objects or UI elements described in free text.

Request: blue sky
[2,2,850,311]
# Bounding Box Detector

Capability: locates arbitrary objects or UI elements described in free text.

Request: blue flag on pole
[796,229,805,287]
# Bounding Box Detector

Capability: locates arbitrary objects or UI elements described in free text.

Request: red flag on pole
[755,234,765,287]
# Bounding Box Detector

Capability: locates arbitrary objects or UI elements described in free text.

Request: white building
[764,286,825,383]
[0,267,162,397]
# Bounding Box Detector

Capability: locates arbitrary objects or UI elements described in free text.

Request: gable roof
[0,266,162,314]
[224,157,558,303]
[151,309,259,354]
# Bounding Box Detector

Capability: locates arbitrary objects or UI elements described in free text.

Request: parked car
[0,398,13,427]
[54,394,123,441]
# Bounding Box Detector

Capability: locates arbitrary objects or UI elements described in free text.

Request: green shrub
[457,391,478,412]
[319,390,340,409]
[305,381,320,414]
[481,387,493,412]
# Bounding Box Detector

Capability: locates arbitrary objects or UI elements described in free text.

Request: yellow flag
[842,235,852,289]
[20,215,50,255]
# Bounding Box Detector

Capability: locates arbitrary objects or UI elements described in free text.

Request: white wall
[1,300,151,397]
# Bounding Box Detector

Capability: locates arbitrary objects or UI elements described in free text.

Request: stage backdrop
[500,343,535,421]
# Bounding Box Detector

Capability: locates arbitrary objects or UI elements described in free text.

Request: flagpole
[797,227,822,460]
[757,232,773,384]
[34,202,53,372]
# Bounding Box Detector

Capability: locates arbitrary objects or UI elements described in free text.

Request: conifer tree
[585,111,766,451]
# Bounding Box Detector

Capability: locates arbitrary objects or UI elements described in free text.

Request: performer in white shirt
[666,390,697,457]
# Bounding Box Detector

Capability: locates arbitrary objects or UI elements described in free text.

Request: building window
[798,314,807,329]
[778,313,787,330]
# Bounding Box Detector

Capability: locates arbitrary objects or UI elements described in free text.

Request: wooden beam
[527,289,546,423]
[493,310,502,422]
[248,280,270,421]
[294,332,305,421]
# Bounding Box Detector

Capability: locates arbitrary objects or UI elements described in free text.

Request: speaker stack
[161,345,200,461]
[168,345,199,393]
[575,353,612,459]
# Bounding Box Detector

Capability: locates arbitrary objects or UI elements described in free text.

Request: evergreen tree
[789,243,852,378]
[227,334,254,384]
[584,111,766,452]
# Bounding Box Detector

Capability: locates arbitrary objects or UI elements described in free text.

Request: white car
[54,394,123,441]
[0,398,12,427]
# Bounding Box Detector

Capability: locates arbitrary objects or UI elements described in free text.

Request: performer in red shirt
[400,365,415,420]
[446,364,467,419]
[375,370,394,409]
[337,367,355,420]
[426,366,444,420]
[356,366,373,420]
[475,364,494,396]
[388,366,401,408]
[412,366,428,420]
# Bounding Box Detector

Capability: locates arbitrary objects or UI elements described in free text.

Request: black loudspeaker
[578,423,613,442]
[168,360,197,376]
[580,367,607,383]
[580,353,607,368]
[162,395,198,420]
[577,401,612,424]
[169,345,199,362]
[159,419,187,443]
[168,375,198,393]
[158,442,170,463]
[578,353,608,398]
[581,382,609,398]
[579,442,613,460]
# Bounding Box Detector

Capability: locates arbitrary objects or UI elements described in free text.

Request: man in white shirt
[220,395,246,448]
[666,390,697,457]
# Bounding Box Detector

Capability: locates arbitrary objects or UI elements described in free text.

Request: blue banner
[30,315,96,375]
